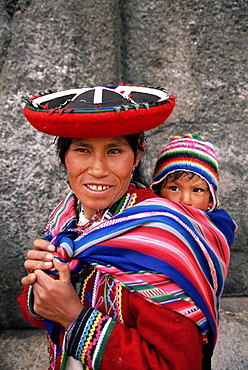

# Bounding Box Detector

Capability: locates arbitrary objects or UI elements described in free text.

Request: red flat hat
[23,85,176,138]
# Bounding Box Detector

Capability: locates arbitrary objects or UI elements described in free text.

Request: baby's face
[160,173,211,211]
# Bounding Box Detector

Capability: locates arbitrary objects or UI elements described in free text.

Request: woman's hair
[56,133,148,187]
[57,137,72,165]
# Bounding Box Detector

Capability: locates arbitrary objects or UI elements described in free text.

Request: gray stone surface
[0,0,247,330]
[212,297,248,370]
[0,298,247,369]
[0,329,48,370]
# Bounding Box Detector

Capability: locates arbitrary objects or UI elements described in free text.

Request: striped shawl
[45,191,236,347]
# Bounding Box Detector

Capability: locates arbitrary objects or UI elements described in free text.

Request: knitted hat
[23,85,175,138]
[151,134,220,211]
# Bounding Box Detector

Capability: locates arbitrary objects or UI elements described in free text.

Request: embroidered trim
[81,311,102,363]
[92,270,105,310]
[113,192,137,215]
[119,193,137,213]
[65,307,116,368]
[27,286,43,321]
[117,283,124,324]
[80,268,96,304]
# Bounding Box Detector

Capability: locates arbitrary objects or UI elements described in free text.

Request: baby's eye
[169,186,180,191]
[193,188,204,193]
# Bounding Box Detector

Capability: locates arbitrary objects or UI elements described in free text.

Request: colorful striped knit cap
[151,134,220,211]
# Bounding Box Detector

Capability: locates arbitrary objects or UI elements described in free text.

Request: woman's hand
[22,239,55,286]
[32,259,84,329]
[21,239,83,328]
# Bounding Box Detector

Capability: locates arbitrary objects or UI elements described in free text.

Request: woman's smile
[85,184,111,191]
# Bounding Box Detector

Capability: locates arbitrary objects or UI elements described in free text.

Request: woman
[19,85,236,370]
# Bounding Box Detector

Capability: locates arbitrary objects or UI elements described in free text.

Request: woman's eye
[108,149,121,154]
[75,148,89,153]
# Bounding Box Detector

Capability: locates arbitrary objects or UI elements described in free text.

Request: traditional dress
[18,185,236,370]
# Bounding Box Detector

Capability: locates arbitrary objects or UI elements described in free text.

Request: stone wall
[0,0,247,329]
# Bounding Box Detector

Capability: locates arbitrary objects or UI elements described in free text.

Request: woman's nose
[88,156,108,177]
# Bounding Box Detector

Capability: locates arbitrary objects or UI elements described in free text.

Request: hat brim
[23,85,176,138]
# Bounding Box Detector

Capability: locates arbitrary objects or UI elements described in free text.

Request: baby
[151,134,219,212]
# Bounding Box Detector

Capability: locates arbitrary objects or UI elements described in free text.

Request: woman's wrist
[62,302,85,330]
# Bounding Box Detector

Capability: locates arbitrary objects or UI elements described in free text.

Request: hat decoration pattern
[23,85,175,138]
[151,134,220,211]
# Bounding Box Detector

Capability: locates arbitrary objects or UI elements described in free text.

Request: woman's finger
[27,249,54,261]
[53,258,71,283]
[24,250,54,271]
[33,239,55,251]
[24,259,54,271]
[21,272,37,286]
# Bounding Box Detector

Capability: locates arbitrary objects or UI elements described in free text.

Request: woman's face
[65,136,142,219]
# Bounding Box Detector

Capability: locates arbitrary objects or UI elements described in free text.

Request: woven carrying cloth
[23,85,175,138]
[44,192,236,348]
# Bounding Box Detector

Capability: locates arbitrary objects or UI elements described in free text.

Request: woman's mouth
[86,184,111,191]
